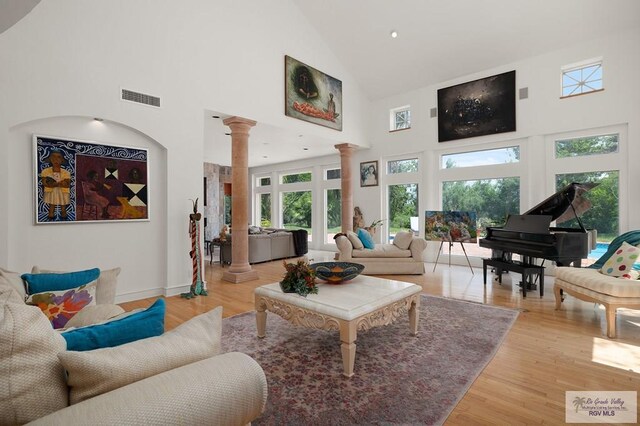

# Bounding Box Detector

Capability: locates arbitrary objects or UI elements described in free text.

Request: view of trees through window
[555,134,618,158]
[388,183,418,240]
[224,194,231,226]
[443,178,520,233]
[555,171,619,241]
[282,191,312,239]
[259,193,271,227]
[388,158,418,174]
[326,189,341,243]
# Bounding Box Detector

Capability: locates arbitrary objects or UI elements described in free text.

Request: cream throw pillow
[64,304,125,329]
[0,267,27,300]
[59,306,223,404]
[0,302,68,424]
[347,231,364,250]
[31,266,121,305]
[393,231,414,250]
[0,275,25,305]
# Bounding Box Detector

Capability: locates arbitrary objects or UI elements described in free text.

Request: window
[326,189,341,243]
[224,194,232,226]
[258,193,271,227]
[561,59,603,97]
[281,172,311,183]
[325,168,341,180]
[442,178,520,232]
[387,158,418,174]
[282,191,312,240]
[388,184,418,241]
[555,134,618,158]
[442,147,520,169]
[257,177,271,186]
[390,105,411,131]
[555,171,619,241]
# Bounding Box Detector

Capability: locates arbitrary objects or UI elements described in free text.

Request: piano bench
[554,266,640,338]
[482,258,545,298]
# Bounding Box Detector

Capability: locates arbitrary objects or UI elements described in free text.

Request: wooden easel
[433,239,474,274]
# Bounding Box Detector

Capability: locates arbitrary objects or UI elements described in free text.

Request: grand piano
[479,182,598,267]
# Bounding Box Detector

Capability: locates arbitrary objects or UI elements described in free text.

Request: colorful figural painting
[425,211,477,243]
[34,135,149,224]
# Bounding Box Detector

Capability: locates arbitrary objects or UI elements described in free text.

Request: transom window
[257,177,271,186]
[387,158,418,174]
[442,146,520,169]
[325,168,341,180]
[281,171,311,184]
[390,105,411,131]
[561,60,603,97]
[555,134,618,158]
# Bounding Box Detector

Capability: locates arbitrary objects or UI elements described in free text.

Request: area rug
[221,294,518,425]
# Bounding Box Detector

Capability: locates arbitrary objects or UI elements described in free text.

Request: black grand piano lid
[523,182,599,224]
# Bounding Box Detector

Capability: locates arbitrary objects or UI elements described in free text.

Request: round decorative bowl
[310,262,364,284]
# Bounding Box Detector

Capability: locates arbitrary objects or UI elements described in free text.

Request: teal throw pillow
[357,228,375,249]
[62,298,165,351]
[22,268,100,294]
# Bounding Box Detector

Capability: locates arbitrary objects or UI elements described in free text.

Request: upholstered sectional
[221,228,307,264]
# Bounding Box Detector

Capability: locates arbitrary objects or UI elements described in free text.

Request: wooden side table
[209,239,230,266]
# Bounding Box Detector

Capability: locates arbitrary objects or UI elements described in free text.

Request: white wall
[360,28,640,251]
[250,27,640,265]
[0,0,370,300]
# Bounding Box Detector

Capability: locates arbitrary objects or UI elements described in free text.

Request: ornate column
[334,143,357,233]
[222,116,259,283]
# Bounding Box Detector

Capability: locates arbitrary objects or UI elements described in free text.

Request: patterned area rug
[221,294,518,425]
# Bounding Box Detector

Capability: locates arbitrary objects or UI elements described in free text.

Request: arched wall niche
[7,115,169,302]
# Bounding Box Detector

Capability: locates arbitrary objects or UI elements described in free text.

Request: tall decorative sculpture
[181,198,208,299]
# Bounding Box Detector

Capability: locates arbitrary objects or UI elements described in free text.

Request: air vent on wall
[121,88,161,107]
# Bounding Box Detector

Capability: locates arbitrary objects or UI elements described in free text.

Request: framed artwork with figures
[284,55,342,131]
[33,134,149,224]
[360,161,378,187]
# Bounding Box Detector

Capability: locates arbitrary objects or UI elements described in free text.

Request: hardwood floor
[120,251,640,424]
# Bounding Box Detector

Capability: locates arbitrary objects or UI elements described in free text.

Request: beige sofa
[335,231,427,275]
[0,269,268,425]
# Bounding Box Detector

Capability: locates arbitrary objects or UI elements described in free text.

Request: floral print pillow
[26,281,97,329]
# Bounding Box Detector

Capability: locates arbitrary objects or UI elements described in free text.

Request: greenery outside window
[555,134,618,158]
[281,172,311,184]
[326,189,341,243]
[257,177,271,187]
[325,168,341,180]
[387,158,418,174]
[388,183,418,241]
[259,193,271,227]
[282,190,312,241]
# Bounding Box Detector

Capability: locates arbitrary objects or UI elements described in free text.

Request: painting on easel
[424,210,477,243]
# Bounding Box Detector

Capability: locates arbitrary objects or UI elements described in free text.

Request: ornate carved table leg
[339,320,357,378]
[255,297,267,338]
[409,296,420,336]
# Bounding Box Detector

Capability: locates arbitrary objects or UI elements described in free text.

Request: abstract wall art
[34,135,149,224]
[437,70,516,142]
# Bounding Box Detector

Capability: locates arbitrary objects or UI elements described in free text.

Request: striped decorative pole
[182,199,207,299]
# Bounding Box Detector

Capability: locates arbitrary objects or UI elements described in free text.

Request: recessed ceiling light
[298,134,303,138]
[303,148,309,151]
[93,117,104,122]
[212,115,220,119]
[224,132,231,136]
[390,30,398,38]
[263,155,268,158]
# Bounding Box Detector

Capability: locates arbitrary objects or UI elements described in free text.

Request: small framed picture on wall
[360,161,378,187]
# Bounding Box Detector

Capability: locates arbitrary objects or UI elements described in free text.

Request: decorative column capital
[223,116,257,135]
[334,143,358,154]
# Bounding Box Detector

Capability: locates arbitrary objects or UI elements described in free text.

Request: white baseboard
[114,282,195,304]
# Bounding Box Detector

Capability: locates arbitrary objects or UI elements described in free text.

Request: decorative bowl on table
[310,262,364,284]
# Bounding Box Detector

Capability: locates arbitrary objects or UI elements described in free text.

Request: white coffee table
[254,276,422,377]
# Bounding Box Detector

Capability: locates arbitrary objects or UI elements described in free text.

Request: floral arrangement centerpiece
[280,259,317,297]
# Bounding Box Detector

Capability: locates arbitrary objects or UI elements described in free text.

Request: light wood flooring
[120,251,640,425]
